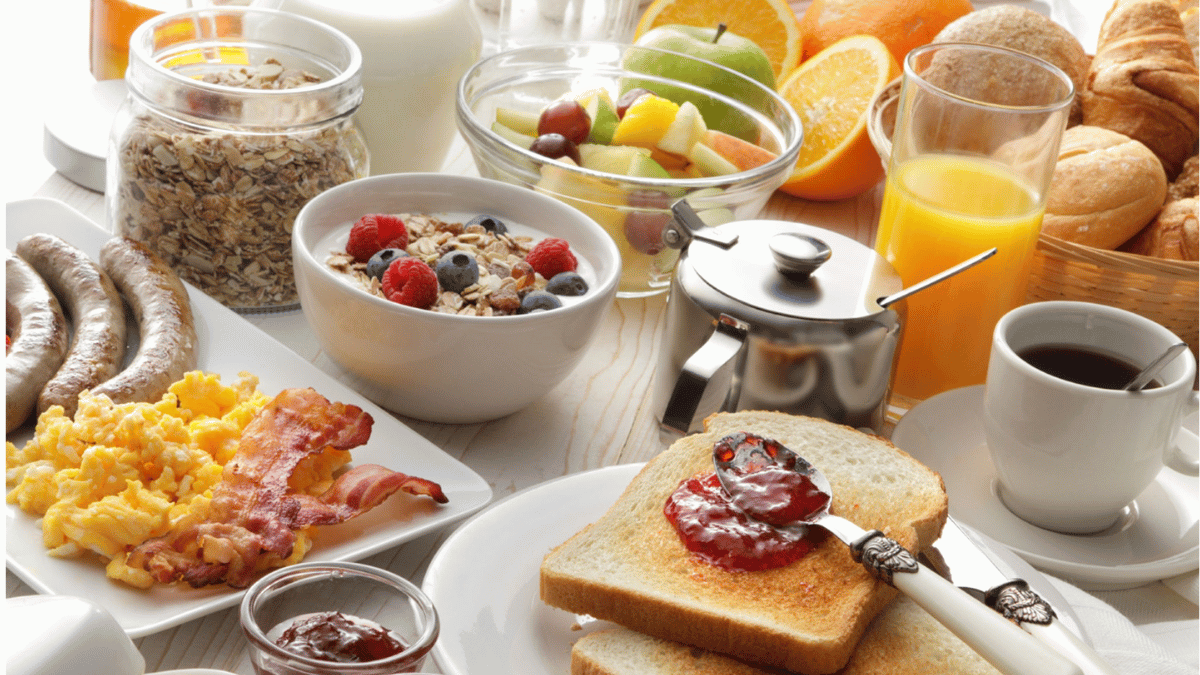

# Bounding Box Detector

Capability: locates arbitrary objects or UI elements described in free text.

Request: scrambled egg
[5,371,347,588]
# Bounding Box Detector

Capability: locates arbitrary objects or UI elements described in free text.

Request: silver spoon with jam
[713,432,1083,675]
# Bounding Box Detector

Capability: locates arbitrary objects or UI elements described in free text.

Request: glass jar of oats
[108,6,368,313]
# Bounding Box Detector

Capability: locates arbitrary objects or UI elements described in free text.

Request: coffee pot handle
[660,315,748,435]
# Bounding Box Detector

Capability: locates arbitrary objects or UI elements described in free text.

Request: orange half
[777,35,899,201]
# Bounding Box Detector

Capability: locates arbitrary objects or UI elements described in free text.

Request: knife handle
[983,580,1119,675]
[852,534,1082,675]
[891,564,1083,675]
[1023,614,1120,675]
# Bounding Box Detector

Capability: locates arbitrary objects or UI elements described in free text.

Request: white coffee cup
[984,301,1199,534]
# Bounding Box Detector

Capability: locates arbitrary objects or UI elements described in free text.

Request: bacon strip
[126,388,447,588]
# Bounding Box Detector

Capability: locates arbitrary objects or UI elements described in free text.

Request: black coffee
[1017,345,1159,390]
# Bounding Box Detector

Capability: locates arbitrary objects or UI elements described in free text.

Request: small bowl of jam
[239,562,438,674]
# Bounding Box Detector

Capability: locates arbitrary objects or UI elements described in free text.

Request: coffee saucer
[891,385,1199,590]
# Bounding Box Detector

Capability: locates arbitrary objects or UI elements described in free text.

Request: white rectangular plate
[5,198,493,638]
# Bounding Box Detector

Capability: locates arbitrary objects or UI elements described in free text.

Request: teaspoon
[1124,342,1187,391]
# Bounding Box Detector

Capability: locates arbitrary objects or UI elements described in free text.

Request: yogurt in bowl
[293,173,620,424]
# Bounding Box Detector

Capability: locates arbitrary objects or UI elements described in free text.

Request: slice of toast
[540,411,948,675]
[571,597,1001,675]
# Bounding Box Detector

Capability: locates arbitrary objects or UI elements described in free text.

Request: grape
[623,189,673,255]
[538,100,591,145]
[616,88,655,119]
[530,133,582,165]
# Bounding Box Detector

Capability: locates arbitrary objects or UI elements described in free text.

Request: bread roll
[1083,0,1199,179]
[1168,154,1199,200]
[1120,196,1199,259]
[1042,126,1168,249]
[934,5,1089,125]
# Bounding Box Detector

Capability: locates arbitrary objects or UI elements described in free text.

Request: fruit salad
[492,87,779,181]
[326,212,591,316]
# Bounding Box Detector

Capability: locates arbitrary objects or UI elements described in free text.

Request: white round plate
[891,385,1200,590]
[422,462,1085,675]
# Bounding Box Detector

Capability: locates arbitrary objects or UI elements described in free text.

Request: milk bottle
[266,0,482,174]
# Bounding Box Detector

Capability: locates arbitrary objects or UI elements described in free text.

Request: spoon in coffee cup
[713,433,1083,675]
[1124,342,1188,391]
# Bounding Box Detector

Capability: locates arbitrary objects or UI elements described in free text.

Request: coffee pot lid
[685,218,902,321]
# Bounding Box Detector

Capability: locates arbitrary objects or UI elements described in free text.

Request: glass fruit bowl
[456,42,803,297]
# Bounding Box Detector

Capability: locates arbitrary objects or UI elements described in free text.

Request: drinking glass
[470,0,640,55]
[874,42,1074,401]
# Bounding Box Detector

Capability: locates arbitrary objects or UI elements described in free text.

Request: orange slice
[777,35,899,201]
[800,0,973,67]
[634,0,804,80]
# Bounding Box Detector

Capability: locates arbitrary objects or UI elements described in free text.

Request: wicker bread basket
[1025,235,1198,356]
[867,78,1200,357]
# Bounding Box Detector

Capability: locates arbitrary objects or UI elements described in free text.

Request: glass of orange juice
[875,43,1074,401]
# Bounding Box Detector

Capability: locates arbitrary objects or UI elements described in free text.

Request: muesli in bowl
[324,211,594,316]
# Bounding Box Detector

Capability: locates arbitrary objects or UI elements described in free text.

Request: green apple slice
[657,101,707,156]
[495,106,540,136]
[579,144,647,174]
[580,144,671,179]
[687,141,741,177]
[577,88,620,146]
[491,120,536,149]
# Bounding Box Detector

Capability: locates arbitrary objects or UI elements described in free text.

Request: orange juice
[876,153,1044,400]
[90,0,183,81]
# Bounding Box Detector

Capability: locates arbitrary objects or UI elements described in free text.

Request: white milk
[269,0,482,175]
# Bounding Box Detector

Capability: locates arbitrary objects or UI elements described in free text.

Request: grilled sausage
[15,234,128,418]
[6,251,70,432]
[91,237,198,405]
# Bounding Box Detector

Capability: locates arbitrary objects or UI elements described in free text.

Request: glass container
[456,42,802,298]
[108,7,368,313]
[240,562,439,674]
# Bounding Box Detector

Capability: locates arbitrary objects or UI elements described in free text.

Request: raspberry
[525,238,577,279]
[346,214,409,262]
[381,257,438,309]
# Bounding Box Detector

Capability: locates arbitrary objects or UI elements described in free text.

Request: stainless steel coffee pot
[653,202,905,435]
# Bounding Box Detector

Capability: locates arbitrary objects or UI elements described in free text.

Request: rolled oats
[112,59,366,311]
[327,214,548,316]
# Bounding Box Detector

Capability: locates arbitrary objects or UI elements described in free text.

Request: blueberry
[435,250,480,293]
[518,290,563,314]
[465,214,508,235]
[366,248,407,281]
[545,271,589,296]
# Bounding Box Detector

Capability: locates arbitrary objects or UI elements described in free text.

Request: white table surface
[4,1,1197,674]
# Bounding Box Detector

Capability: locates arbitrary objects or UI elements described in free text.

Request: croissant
[1083,0,1199,178]
[1119,196,1199,259]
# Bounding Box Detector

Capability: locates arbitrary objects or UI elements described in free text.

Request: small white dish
[5,199,493,637]
[5,595,238,675]
[891,385,1200,590]
[421,462,1083,675]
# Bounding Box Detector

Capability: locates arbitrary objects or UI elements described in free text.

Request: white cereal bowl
[293,173,621,424]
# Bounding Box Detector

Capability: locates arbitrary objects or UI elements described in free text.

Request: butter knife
[929,518,1119,675]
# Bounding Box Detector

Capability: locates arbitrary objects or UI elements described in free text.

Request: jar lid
[687,219,902,321]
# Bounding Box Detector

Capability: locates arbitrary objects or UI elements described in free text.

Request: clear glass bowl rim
[455,40,804,191]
